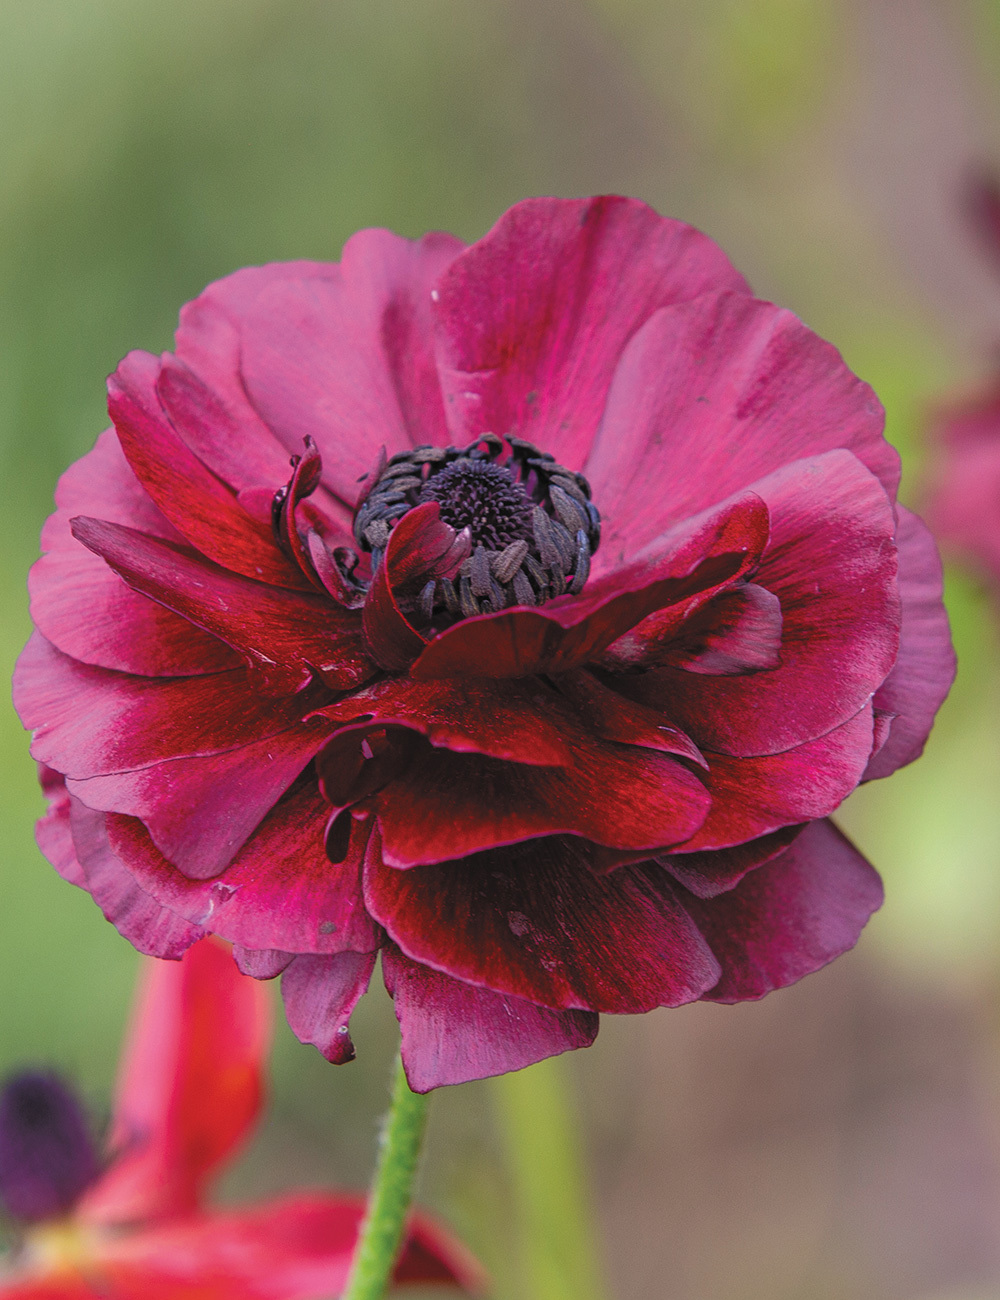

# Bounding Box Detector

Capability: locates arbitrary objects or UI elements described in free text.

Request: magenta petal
[411,491,769,680]
[660,826,804,899]
[68,799,205,959]
[681,819,884,1002]
[863,507,956,780]
[280,950,378,1064]
[35,767,86,888]
[108,351,307,588]
[434,195,749,465]
[586,292,898,566]
[382,946,599,1092]
[110,786,379,954]
[675,702,875,852]
[71,517,373,694]
[622,451,900,755]
[365,832,720,1013]
[76,717,333,880]
[16,634,320,780]
[370,740,709,866]
[233,947,294,979]
[659,582,782,675]
[29,429,238,677]
[238,232,463,503]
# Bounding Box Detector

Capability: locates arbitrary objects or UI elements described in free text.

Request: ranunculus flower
[0,937,482,1298]
[14,196,955,1092]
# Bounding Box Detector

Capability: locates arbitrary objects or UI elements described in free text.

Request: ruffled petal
[16,635,319,781]
[238,232,463,503]
[620,451,900,756]
[80,937,270,1227]
[364,831,720,1013]
[411,491,769,680]
[368,737,710,866]
[35,767,86,888]
[28,429,238,677]
[68,798,205,959]
[107,786,379,955]
[681,819,884,1002]
[108,351,308,588]
[280,951,378,1065]
[70,518,372,695]
[383,946,599,1091]
[585,291,898,568]
[434,195,749,465]
[674,702,874,852]
[659,826,804,899]
[863,507,955,780]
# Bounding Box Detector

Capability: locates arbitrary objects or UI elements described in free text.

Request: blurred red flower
[14,196,954,1091]
[0,938,482,1299]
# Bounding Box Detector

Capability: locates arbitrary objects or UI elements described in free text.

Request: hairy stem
[343,1053,430,1300]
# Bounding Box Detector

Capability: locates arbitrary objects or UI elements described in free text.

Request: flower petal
[88,1191,484,1298]
[659,826,804,899]
[108,786,379,955]
[365,831,720,1013]
[369,737,710,866]
[109,350,308,588]
[280,951,378,1065]
[411,491,770,680]
[70,518,372,695]
[80,937,269,1227]
[238,232,464,504]
[863,507,956,780]
[68,798,205,959]
[383,946,599,1091]
[620,451,899,755]
[585,291,898,567]
[680,819,883,1002]
[434,195,748,465]
[28,429,238,677]
[673,702,874,853]
[35,767,86,888]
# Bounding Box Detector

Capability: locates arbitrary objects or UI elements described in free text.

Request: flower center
[353,435,601,625]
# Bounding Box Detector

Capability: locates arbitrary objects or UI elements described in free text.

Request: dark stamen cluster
[353,433,601,627]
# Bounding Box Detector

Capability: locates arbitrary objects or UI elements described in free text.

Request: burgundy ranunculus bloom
[14,196,955,1091]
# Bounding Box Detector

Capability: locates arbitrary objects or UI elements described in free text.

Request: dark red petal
[655,582,782,675]
[674,703,874,853]
[80,937,269,1227]
[29,429,238,677]
[434,195,749,466]
[621,451,899,756]
[364,831,720,1013]
[70,517,373,694]
[411,491,769,680]
[316,675,606,766]
[863,507,955,780]
[369,739,709,866]
[82,716,333,881]
[553,671,705,765]
[280,951,378,1064]
[109,787,379,956]
[659,826,804,898]
[585,292,899,568]
[86,1191,484,1298]
[681,819,884,1003]
[68,798,205,959]
[16,634,320,781]
[238,232,463,504]
[362,502,469,671]
[108,351,307,588]
[383,946,598,1092]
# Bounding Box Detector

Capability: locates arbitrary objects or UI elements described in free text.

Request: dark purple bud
[0,1072,99,1223]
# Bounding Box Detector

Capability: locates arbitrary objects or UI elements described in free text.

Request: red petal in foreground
[80,937,270,1226]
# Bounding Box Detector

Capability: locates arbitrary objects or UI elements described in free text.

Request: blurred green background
[3,2,1000,1297]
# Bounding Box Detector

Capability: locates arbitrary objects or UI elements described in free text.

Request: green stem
[492,1055,607,1300]
[343,1053,430,1300]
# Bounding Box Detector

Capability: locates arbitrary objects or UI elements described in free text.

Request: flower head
[0,938,481,1298]
[15,196,955,1091]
